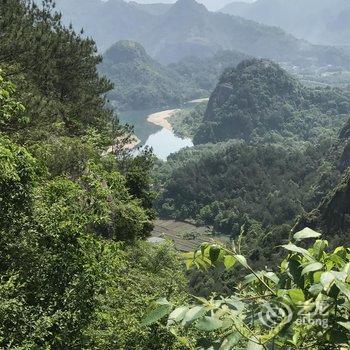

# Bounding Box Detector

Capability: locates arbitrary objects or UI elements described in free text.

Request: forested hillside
[155,59,350,261]
[295,119,350,246]
[99,40,203,110]
[1,1,350,349]
[0,1,187,348]
[169,49,250,92]
[193,59,350,144]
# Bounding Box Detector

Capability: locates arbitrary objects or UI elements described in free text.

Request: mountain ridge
[55,0,350,68]
[220,0,350,46]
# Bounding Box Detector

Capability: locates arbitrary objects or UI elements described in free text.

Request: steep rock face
[103,41,149,64]
[339,120,350,171]
[204,59,303,122]
[193,59,304,143]
[294,114,350,243]
[204,82,234,121]
[295,172,350,245]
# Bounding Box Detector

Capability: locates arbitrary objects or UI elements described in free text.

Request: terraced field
[151,219,230,252]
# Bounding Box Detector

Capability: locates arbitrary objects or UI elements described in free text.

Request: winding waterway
[119,100,207,160]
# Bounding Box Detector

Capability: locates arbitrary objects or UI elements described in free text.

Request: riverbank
[187,97,209,104]
[104,135,140,155]
[147,109,181,130]
[123,135,141,150]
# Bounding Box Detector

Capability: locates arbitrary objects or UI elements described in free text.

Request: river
[118,99,207,160]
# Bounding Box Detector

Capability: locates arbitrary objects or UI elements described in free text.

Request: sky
[129,0,256,11]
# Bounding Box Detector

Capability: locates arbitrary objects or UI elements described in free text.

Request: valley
[118,99,207,160]
[1,1,350,349]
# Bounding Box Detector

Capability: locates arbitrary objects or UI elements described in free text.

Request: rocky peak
[104,40,148,64]
[169,0,208,15]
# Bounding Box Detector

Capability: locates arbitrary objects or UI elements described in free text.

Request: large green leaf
[301,262,323,276]
[343,262,350,274]
[225,297,245,312]
[219,333,242,350]
[246,340,264,350]
[263,271,279,284]
[224,255,236,269]
[312,240,328,260]
[282,244,314,261]
[196,316,223,331]
[320,271,336,291]
[168,306,189,323]
[209,245,221,263]
[182,306,207,324]
[141,304,173,326]
[293,228,321,242]
[338,321,350,331]
[309,283,323,296]
[288,288,305,303]
[288,258,304,288]
[335,280,350,301]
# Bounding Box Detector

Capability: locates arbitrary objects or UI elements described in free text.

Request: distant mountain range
[220,0,350,46]
[55,0,350,68]
[128,1,172,15]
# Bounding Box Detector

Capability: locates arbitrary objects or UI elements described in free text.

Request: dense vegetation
[1,1,349,350]
[155,141,336,241]
[156,59,350,264]
[145,229,350,349]
[169,50,250,92]
[193,59,350,145]
[0,1,188,348]
[99,40,203,111]
[99,43,251,111]
[169,103,207,138]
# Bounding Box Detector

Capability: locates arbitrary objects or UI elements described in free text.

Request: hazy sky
[129,0,256,11]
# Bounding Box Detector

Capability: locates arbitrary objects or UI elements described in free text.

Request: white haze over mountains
[129,0,255,11]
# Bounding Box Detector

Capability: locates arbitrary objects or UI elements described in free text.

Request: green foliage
[0,97,179,349]
[144,229,350,349]
[0,72,27,131]
[169,50,250,92]
[0,3,179,348]
[0,134,37,230]
[84,241,188,350]
[155,59,350,265]
[0,0,116,143]
[193,59,350,145]
[0,138,155,348]
[169,103,206,139]
[155,140,334,239]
